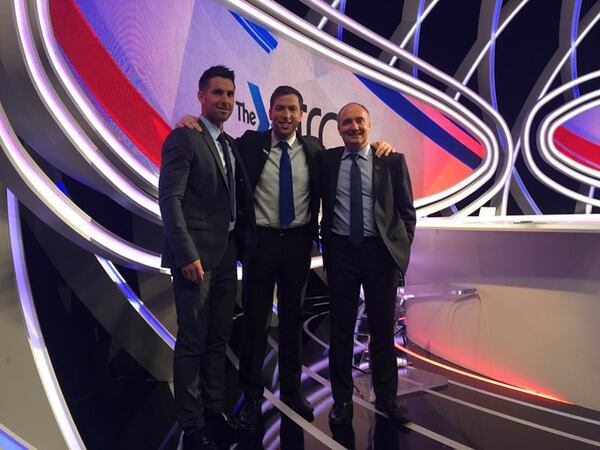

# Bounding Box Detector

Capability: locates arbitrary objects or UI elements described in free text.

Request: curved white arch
[13,0,161,220]
[35,0,160,189]
[0,100,165,272]
[388,0,442,67]
[453,0,531,102]
[291,0,513,215]
[521,72,600,207]
[243,0,507,216]
[6,190,86,450]
[543,94,600,182]
[502,4,600,209]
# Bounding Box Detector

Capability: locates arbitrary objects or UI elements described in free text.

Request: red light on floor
[396,319,570,404]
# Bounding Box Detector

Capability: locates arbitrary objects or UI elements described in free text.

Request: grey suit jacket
[317,146,416,274]
[159,125,255,270]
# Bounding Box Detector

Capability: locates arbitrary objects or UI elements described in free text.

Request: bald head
[337,102,370,121]
[337,102,372,151]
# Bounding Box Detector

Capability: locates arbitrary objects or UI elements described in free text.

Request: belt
[257,224,310,236]
[331,232,381,242]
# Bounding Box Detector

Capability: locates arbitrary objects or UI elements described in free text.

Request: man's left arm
[393,154,416,243]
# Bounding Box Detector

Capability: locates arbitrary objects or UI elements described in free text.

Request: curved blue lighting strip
[96,256,176,349]
[570,0,582,98]
[0,426,28,450]
[487,1,540,213]
[566,1,594,212]
[488,0,505,150]
[412,0,425,77]
[336,0,346,41]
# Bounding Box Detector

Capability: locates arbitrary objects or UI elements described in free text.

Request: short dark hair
[337,102,370,122]
[198,65,235,91]
[269,85,304,109]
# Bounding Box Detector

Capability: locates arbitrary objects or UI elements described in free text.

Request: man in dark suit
[235,86,323,428]
[175,89,394,431]
[318,103,416,425]
[159,65,254,450]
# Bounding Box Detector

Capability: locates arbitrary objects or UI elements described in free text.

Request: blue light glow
[336,0,347,41]
[570,0,582,98]
[96,256,176,349]
[412,0,425,78]
[0,431,27,450]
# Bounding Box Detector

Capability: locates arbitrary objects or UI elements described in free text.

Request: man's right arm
[158,129,204,280]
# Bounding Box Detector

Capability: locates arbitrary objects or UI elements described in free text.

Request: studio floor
[81,304,600,450]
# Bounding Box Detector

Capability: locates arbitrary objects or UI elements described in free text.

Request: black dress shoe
[205,410,236,430]
[182,429,218,450]
[328,401,353,425]
[196,431,218,450]
[281,393,315,422]
[375,398,411,424]
[236,397,261,432]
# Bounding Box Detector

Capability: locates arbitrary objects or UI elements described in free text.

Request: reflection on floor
[40,267,600,449]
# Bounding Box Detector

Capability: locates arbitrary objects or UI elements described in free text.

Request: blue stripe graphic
[230,12,278,53]
[248,82,269,131]
[356,75,482,169]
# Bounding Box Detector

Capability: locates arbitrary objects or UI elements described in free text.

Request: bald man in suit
[318,103,416,425]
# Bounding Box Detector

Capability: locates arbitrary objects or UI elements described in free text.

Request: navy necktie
[217,133,235,221]
[279,141,295,227]
[349,152,364,247]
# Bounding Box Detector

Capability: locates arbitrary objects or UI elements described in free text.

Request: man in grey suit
[318,103,416,425]
[159,65,254,450]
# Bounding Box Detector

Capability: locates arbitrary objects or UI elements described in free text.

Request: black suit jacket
[159,125,255,270]
[236,129,324,242]
[317,147,416,274]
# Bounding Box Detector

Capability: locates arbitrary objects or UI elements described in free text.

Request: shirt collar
[342,144,371,160]
[271,130,297,149]
[198,115,222,142]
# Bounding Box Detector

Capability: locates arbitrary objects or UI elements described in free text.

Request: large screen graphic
[50,0,485,201]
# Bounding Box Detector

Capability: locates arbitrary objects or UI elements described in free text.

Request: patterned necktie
[279,141,295,227]
[217,133,235,221]
[348,152,364,246]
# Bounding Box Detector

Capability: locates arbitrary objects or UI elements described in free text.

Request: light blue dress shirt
[332,144,377,237]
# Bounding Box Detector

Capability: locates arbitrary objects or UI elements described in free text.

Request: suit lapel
[200,127,229,190]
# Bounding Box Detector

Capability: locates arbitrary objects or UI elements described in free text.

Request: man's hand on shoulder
[373,141,396,158]
[175,115,203,132]
[181,258,204,282]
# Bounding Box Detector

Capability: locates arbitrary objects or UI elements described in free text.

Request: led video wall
[51,0,487,201]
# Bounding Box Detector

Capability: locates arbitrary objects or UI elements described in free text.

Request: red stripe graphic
[50,0,171,167]
[553,126,600,170]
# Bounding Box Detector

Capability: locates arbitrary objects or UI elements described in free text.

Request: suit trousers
[172,236,237,433]
[239,225,313,399]
[326,233,400,404]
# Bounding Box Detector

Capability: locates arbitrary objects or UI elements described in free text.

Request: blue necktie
[217,133,235,222]
[349,153,364,247]
[279,141,295,227]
